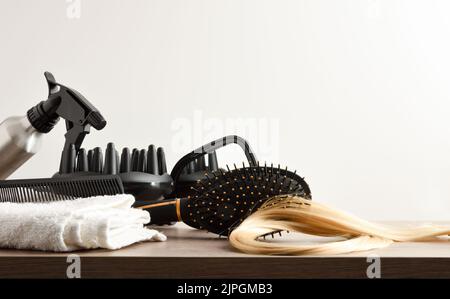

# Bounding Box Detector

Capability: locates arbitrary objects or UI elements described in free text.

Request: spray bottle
[0,72,106,179]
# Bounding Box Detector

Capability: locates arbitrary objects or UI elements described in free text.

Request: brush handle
[170,135,258,187]
[140,198,187,225]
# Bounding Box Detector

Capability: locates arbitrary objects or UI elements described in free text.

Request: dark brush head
[180,163,311,236]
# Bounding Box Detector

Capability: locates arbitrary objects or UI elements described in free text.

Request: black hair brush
[142,163,311,236]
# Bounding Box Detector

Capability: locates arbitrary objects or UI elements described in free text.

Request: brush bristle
[183,163,311,236]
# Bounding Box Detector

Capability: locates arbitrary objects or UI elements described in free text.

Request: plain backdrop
[1,0,450,220]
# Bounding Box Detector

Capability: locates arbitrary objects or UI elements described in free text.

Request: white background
[1,0,450,220]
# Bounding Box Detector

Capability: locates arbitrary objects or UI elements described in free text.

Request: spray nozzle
[42,71,106,131]
[27,72,107,173]
[28,71,106,143]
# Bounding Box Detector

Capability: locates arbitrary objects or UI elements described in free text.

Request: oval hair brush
[141,163,311,236]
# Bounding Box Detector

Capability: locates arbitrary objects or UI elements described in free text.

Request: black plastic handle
[170,135,258,186]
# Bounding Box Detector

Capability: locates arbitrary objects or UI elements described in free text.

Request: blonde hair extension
[229,195,450,255]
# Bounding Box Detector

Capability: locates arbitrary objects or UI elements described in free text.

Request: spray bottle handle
[41,72,106,173]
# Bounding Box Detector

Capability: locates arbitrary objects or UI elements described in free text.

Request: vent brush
[142,163,311,236]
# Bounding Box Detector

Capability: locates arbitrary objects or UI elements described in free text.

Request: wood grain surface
[0,223,450,278]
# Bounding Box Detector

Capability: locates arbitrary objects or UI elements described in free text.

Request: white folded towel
[0,194,166,252]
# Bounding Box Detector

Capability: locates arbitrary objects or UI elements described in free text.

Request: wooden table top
[1,223,450,278]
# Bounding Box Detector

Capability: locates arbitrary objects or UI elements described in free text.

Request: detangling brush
[142,163,311,236]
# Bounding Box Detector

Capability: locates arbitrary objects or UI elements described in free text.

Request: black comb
[0,175,124,203]
[142,163,311,236]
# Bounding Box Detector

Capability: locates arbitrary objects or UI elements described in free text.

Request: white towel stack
[0,194,166,252]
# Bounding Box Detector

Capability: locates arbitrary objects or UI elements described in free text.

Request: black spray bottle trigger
[43,72,106,134]
[36,72,107,174]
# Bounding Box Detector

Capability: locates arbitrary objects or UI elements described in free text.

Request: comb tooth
[120,148,131,173]
[19,186,25,203]
[131,148,139,171]
[0,187,4,202]
[102,180,110,195]
[62,183,70,199]
[109,179,122,195]
[97,180,105,196]
[106,179,115,195]
[73,181,81,198]
[69,182,79,198]
[90,179,99,196]
[46,189,57,203]
[208,151,219,171]
[66,182,73,199]
[61,182,69,200]
[12,187,17,202]
[32,186,38,202]
[42,184,50,202]
[25,186,30,202]
[76,148,89,172]
[87,149,94,171]
[12,185,18,202]
[85,180,95,196]
[157,147,168,175]
[77,181,85,198]
[30,185,36,202]
[53,182,61,200]
[9,187,13,202]
[23,186,29,203]
[36,184,43,202]
[86,180,96,197]
[9,186,15,202]
[25,186,31,202]
[78,181,86,198]
[109,179,117,195]
[103,180,111,195]
[99,180,107,195]
[92,180,100,196]
[138,149,147,172]
[93,147,104,173]
[62,181,70,199]
[147,145,158,174]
